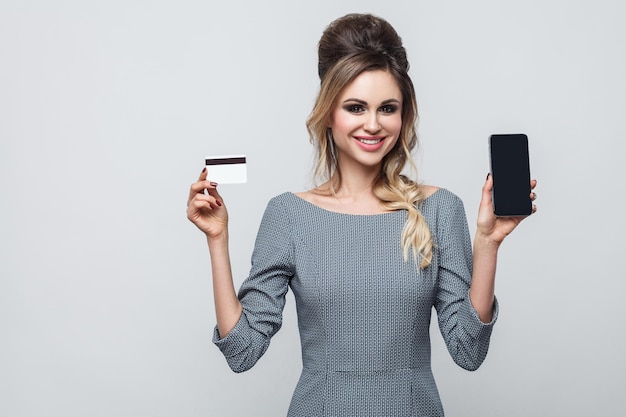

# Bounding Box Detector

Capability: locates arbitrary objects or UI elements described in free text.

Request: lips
[357,138,383,145]
[354,136,386,151]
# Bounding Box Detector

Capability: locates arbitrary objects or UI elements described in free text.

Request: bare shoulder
[420,184,440,199]
[293,189,335,209]
[294,190,322,204]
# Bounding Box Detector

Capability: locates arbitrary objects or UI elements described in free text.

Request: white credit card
[205,155,247,184]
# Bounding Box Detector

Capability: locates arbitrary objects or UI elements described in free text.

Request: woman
[187,13,536,417]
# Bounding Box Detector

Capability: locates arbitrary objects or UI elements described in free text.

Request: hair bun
[317,13,409,80]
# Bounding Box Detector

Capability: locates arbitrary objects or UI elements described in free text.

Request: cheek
[387,114,403,136]
[330,111,354,134]
[385,116,403,151]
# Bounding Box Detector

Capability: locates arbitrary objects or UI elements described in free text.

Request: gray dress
[213,189,498,416]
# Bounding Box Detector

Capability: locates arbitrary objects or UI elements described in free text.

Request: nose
[364,111,380,133]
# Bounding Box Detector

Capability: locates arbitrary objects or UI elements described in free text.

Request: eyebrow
[342,98,402,105]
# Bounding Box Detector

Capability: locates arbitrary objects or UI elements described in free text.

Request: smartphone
[489,134,532,216]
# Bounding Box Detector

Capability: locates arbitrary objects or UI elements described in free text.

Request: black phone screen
[489,134,532,216]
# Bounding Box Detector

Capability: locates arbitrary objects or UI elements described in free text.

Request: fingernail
[202,167,206,173]
[216,200,222,207]
[486,173,490,180]
[210,182,218,187]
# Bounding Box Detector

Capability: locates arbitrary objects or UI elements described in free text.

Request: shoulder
[293,190,317,204]
[293,189,336,211]
[257,192,299,236]
[420,184,440,200]
[420,187,466,219]
[421,186,461,204]
[265,192,297,212]
[264,191,313,218]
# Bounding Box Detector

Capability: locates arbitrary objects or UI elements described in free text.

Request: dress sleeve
[434,193,499,371]
[212,196,294,373]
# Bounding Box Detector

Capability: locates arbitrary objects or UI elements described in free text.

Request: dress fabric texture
[213,189,498,416]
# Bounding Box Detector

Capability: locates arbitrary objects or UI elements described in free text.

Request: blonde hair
[307,13,433,268]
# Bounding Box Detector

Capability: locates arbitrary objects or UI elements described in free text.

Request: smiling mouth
[356,138,384,145]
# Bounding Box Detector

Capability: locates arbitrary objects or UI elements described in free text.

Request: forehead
[338,70,402,101]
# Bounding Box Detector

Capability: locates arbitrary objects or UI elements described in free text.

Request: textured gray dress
[213,189,498,416]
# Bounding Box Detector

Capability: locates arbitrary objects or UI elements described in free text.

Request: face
[329,69,403,172]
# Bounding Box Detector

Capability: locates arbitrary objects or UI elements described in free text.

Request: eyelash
[344,104,399,114]
[380,105,398,114]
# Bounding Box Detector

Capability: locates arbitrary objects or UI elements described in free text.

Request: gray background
[1,0,624,416]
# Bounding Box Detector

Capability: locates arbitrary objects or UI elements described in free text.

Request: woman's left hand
[476,174,537,245]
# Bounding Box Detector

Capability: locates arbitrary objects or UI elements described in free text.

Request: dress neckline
[286,188,443,217]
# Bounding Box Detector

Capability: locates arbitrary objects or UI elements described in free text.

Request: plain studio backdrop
[1,0,624,416]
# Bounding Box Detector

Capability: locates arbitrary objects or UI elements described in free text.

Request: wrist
[474,232,501,251]
[207,229,229,245]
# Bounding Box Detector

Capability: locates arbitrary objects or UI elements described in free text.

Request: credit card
[205,155,247,184]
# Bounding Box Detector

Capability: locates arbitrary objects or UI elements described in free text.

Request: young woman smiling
[187,13,537,417]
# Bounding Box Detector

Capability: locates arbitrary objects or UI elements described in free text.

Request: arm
[469,174,537,322]
[212,196,293,372]
[187,168,242,337]
[207,232,243,337]
[434,192,495,371]
[434,179,536,370]
[188,172,293,372]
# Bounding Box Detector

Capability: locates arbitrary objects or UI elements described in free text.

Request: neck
[331,160,382,200]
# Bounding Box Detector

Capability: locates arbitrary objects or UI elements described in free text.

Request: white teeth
[358,138,382,145]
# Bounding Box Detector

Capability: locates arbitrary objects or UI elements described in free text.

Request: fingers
[187,168,228,234]
[530,179,537,214]
[189,179,219,199]
[188,168,223,204]
[186,194,223,228]
[188,193,222,213]
[480,173,494,206]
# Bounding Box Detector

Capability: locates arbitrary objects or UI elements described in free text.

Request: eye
[344,104,365,114]
[379,104,399,114]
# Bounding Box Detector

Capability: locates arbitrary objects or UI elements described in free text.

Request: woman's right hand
[187,168,228,238]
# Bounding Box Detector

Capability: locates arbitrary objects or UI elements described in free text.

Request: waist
[289,367,443,417]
